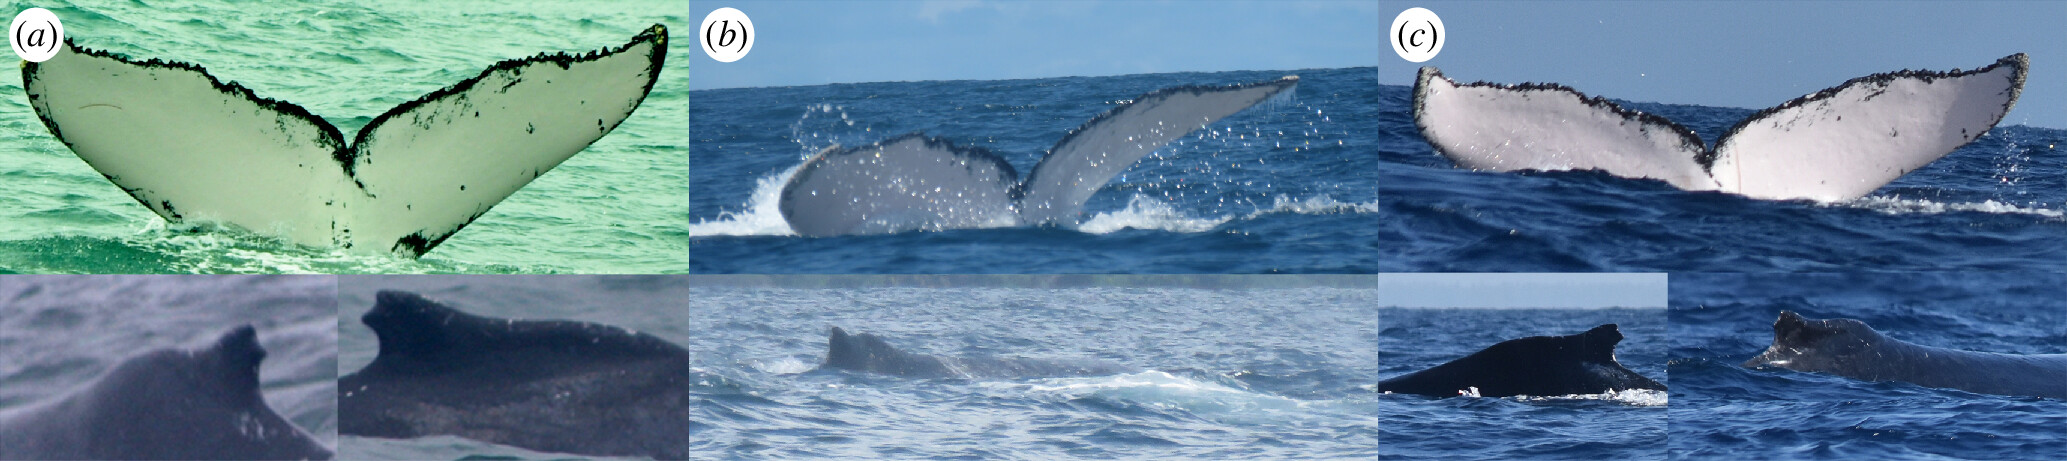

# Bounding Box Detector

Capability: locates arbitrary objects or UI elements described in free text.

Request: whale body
[1743,311,2067,399]
[337,291,689,460]
[20,25,668,257]
[823,327,1135,379]
[778,76,1299,237]
[1413,54,2026,202]
[1379,324,1666,398]
[0,326,334,461]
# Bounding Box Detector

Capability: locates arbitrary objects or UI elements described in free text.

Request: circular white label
[699,7,754,63]
[1390,7,1443,63]
[10,8,64,63]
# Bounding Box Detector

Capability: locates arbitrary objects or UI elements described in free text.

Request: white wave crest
[1014,371,1306,416]
[1844,196,2063,218]
[1241,194,1382,220]
[749,357,815,375]
[688,164,803,237]
[1076,196,1233,234]
[1511,388,1668,407]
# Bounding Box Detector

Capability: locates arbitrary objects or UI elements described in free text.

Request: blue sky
[1380,273,1667,308]
[690,0,1378,89]
[1382,1,2066,128]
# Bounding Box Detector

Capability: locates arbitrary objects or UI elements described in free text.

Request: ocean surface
[1669,273,2067,460]
[1379,307,1670,460]
[1379,83,2067,272]
[690,67,1382,273]
[335,274,693,460]
[689,277,1378,459]
[0,0,689,274]
[0,275,339,449]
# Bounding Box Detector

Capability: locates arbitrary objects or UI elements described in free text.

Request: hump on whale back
[20,25,669,257]
[1768,310,1843,346]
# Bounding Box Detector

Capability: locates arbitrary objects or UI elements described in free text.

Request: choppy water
[1669,273,2067,459]
[0,0,688,274]
[690,67,1381,273]
[335,274,693,460]
[1379,307,1670,460]
[1380,83,2067,272]
[0,275,339,447]
[689,277,1378,459]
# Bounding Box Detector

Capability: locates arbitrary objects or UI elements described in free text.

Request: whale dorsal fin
[778,134,1021,237]
[1576,324,1623,363]
[1015,76,1299,226]
[204,324,267,402]
[1709,54,2025,202]
[361,290,474,363]
[1412,67,1718,191]
[21,25,668,257]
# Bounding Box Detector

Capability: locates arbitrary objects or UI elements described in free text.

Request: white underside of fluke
[776,76,1299,237]
[21,25,668,257]
[1414,54,2026,203]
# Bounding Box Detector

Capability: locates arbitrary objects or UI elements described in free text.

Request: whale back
[1710,54,2025,202]
[1380,324,1665,398]
[823,327,1132,379]
[0,326,334,460]
[340,290,689,460]
[1744,311,2067,399]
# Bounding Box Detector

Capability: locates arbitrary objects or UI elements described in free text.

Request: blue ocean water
[0,0,688,273]
[1379,83,2067,272]
[0,275,339,448]
[690,67,1381,273]
[1379,307,1669,460]
[334,274,692,460]
[689,278,1378,459]
[1669,273,2067,459]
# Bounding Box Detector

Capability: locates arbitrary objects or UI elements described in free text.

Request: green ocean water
[0,0,688,273]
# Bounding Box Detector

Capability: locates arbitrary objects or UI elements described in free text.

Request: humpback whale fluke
[823,327,1135,379]
[1379,324,1666,398]
[778,76,1299,237]
[1413,54,2026,202]
[339,290,689,460]
[1744,311,2067,399]
[0,325,335,460]
[21,25,669,257]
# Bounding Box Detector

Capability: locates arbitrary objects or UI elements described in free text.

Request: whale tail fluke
[1015,76,1300,225]
[779,135,1022,237]
[777,76,1298,236]
[1415,54,2026,202]
[21,24,669,257]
